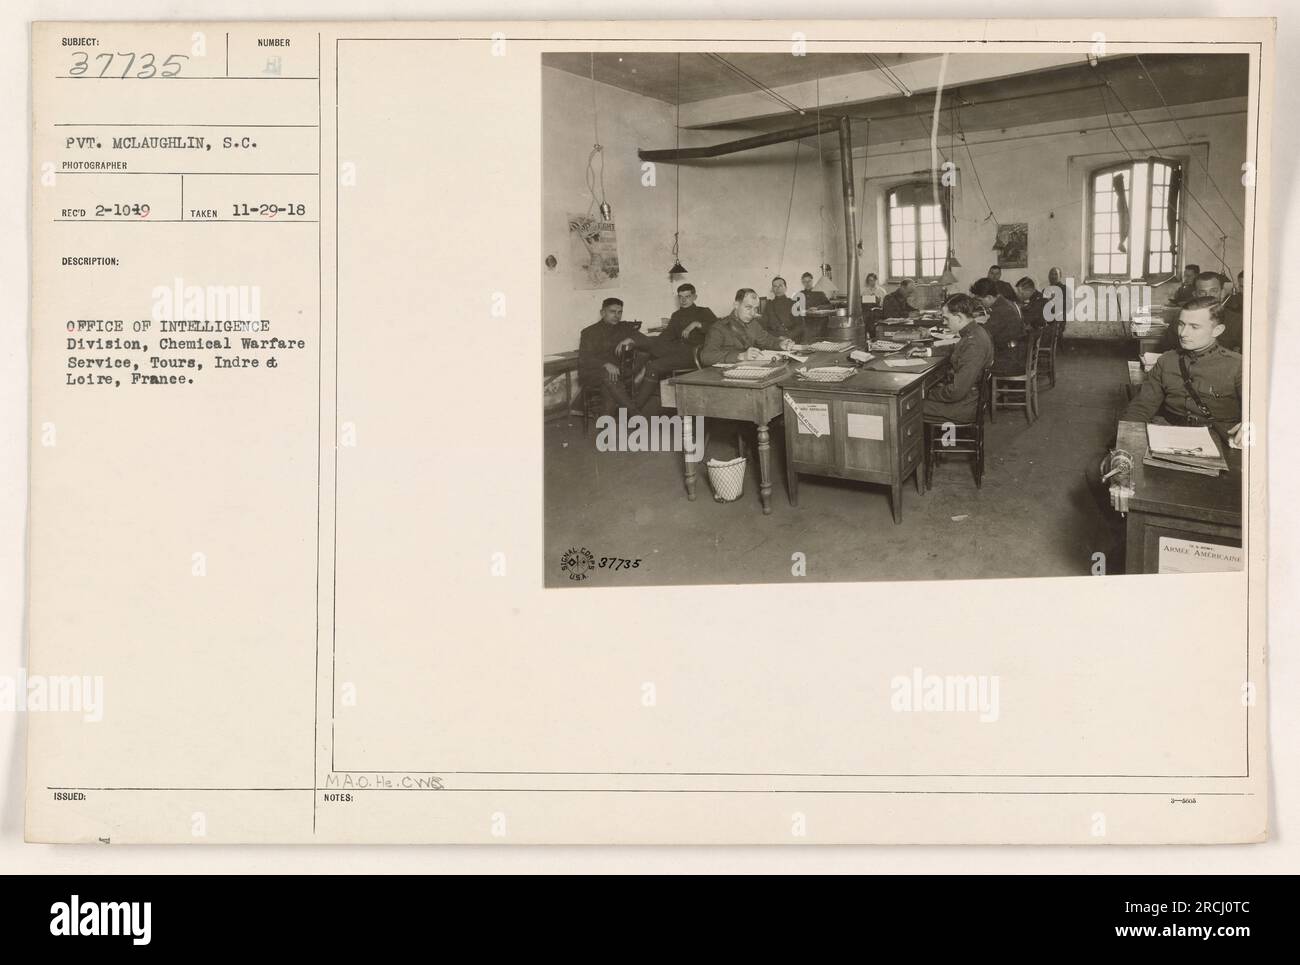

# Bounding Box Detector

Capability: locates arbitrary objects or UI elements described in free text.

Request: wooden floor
[544,339,1129,587]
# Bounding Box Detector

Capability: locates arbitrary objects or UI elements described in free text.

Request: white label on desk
[786,397,829,437]
[1157,537,1243,574]
[846,412,884,441]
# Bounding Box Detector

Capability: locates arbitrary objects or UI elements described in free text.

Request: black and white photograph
[543,48,1252,585]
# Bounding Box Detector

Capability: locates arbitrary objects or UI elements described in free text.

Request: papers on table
[751,349,810,364]
[1148,424,1216,457]
[1144,424,1228,474]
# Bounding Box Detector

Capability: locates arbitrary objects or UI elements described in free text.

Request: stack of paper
[1144,424,1228,475]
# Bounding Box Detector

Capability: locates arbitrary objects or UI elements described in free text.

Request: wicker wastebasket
[706,456,747,502]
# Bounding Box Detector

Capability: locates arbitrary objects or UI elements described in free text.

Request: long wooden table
[780,355,949,524]
[1117,419,1243,573]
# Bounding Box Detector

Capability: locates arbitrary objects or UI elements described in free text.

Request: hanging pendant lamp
[668,54,687,278]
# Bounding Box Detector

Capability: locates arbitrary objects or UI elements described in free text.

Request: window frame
[885,182,948,284]
[1086,157,1184,284]
[1142,157,1182,280]
[1087,161,1132,282]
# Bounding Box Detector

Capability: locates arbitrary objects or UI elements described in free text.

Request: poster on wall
[994,222,1029,269]
[568,214,620,289]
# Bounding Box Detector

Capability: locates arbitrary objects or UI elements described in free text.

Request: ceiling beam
[679,52,1088,128]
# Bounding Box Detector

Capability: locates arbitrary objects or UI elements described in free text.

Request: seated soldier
[1015,276,1049,334]
[1123,295,1244,445]
[759,275,803,342]
[649,282,715,376]
[1166,264,1199,306]
[922,294,995,424]
[881,278,916,319]
[971,277,1026,376]
[700,288,797,365]
[986,265,1018,302]
[1225,269,1245,315]
[578,297,659,418]
[863,272,887,305]
[797,271,830,311]
[1158,270,1242,354]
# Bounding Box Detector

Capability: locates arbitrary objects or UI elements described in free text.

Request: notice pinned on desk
[1158,538,1244,574]
[846,412,885,441]
[785,395,829,436]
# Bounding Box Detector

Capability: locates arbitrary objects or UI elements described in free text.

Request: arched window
[887,183,948,282]
[1088,158,1182,281]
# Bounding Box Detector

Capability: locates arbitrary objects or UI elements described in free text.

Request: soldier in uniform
[971,277,1025,375]
[922,293,995,423]
[700,288,797,365]
[578,296,659,418]
[1123,295,1244,445]
[759,276,803,343]
[881,278,916,319]
[1166,263,1200,307]
[648,282,716,376]
[1158,270,1242,353]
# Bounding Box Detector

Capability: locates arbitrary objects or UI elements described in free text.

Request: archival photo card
[25,18,1271,844]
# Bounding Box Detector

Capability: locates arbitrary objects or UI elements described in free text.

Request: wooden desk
[779,355,949,524]
[1125,360,1146,401]
[543,351,581,420]
[669,365,790,514]
[1117,420,1243,573]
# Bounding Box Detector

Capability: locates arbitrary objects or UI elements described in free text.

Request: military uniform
[983,295,1026,376]
[1122,341,1242,436]
[881,288,913,319]
[578,319,658,416]
[990,278,1018,302]
[648,304,715,376]
[699,310,784,365]
[922,322,994,423]
[1158,304,1243,354]
[1167,281,1196,307]
[760,295,803,342]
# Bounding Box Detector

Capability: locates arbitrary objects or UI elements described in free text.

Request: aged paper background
[5,3,1296,866]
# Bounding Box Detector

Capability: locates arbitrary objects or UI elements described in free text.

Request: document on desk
[26,19,1272,844]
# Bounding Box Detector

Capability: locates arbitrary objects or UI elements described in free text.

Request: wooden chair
[580,383,604,433]
[991,328,1043,424]
[923,367,992,490]
[1037,322,1060,388]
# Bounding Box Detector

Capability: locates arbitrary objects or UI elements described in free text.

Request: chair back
[979,367,993,424]
[1023,328,1043,381]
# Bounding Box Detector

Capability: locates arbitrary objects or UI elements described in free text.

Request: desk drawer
[900,387,923,420]
[898,412,924,449]
[901,437,923,476]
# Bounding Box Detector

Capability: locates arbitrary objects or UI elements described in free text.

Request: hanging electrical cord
[777,139,801,275]
[669,53,686,274]
[1095,66,1235,247]
[586,53,609,220]
[1097,82,1137,161]
[955,101,998,224]
[1134,53,1244,228]
[816,76,826,271]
